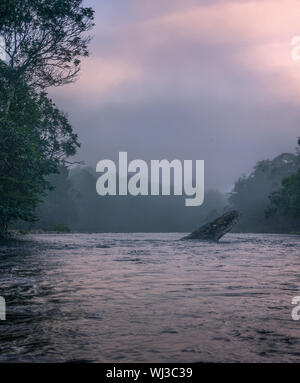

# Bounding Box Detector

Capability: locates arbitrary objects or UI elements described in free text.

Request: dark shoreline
[1,230,300,245]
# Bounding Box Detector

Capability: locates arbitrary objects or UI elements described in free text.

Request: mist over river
[1,233,300,362]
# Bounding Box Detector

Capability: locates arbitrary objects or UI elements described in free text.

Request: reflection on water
[0,233,300,362]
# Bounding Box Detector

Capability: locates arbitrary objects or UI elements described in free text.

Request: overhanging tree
[0,78,80,234]
[0,0,94,235]
[0,0,94,88]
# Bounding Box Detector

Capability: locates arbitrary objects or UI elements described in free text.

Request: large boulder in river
[181,210,240,241]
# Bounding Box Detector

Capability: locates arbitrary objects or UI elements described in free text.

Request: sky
[50,0,300,191]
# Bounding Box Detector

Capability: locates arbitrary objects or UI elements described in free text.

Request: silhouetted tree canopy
[230,139,300,233]
[0,0,94,235]
[0,80,80,233]
[0,0,94,88]
[265,139,300,225]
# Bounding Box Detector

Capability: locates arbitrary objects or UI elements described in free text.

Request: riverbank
[1,229,300,244]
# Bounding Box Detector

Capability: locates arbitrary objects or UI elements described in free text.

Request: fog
[50,0,300,192]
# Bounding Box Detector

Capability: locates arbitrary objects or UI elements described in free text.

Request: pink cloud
[56,0,300,106]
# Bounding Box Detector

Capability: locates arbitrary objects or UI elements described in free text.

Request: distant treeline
[230,139,300,234]
[17,166,226,233]
[16,139,300,234]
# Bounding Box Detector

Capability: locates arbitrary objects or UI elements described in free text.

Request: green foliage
[0,0,94,87]
[0,79,79,234]
[229,151,300,233]
[265,139,300,224]
[52,224,70,233]
[0,0,94,235]
[265,170,300,219]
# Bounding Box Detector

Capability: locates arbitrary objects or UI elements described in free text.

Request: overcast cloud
[50,0,300,191]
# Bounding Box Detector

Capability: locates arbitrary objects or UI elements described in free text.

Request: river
[0,233,300,362]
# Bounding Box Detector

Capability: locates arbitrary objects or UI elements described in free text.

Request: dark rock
[181,210,240,241]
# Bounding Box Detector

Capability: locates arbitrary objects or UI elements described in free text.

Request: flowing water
[0,233,300,362]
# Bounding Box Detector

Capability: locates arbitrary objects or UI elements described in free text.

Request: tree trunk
[0,216,8,238]
[5,86,15,113]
